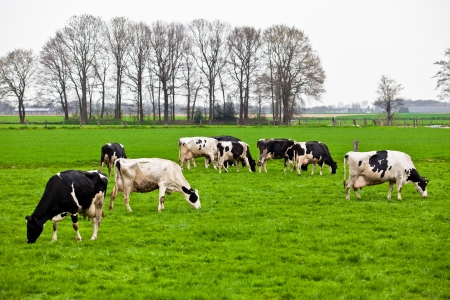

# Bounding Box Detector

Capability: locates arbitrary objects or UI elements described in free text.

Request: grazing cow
[25,170,108,243]
[110,158,201,212]
[343,150,429,200]
[294,141,337,175]
[211,135,242,167]
[178,137,218,169]
[100,143,127,176]
[217,141,256,173]
[256,138,296,173]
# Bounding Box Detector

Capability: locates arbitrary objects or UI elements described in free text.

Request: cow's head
[407,168,429,198]
[249,159,256,172]
[181,186,201,209]
[25,215,44,244]
[329,161,338,174]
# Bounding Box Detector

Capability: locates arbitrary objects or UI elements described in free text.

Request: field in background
[0,126,449,299]
[1,112,450,127]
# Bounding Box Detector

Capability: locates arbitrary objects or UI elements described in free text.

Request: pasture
[0,126,449,299]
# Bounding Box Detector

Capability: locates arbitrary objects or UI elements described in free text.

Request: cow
[100,142,127,176]
[256,138,296,173]
[178,137,218,169]
[211,135,242,168]
[217,141,256,173]
[294,141,337,175]
[25,170,108,244]
[343,150,429,200]
[110,158,201,212]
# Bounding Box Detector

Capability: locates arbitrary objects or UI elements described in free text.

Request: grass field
[0,126,449,299]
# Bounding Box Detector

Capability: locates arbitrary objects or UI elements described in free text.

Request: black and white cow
[178,137,218,169]
[110,158,201,212]
[256,138,296,173]
[344,150,429,200]
[217,141,256,173]
[100,143,127,176]
[294,141,337,175]
[212,135,242,167]
[25,170,108,243]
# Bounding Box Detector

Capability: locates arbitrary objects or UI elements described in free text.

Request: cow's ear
[182,186,191,194]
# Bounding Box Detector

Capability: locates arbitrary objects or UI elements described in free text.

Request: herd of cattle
[25,136,429,244]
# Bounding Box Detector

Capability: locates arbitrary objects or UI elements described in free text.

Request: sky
[1,0,449,107]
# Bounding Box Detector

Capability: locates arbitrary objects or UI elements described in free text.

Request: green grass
[0,126,449,299]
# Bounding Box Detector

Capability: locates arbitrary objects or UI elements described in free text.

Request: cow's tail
[114,159,123,185]
[343,154,348,187]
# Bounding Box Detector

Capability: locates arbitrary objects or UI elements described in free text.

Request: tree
[263,25,326,124]
[57,14,104,124]
[125,21,151,123]
[0,49,36,123]
[180,37,202,120]
[38,37,71,120]
[104,17,132,119]
[434,48,450,101]
[227,26,262,122]
[150,21,186,124]
[373,75,404,126]
[189,19,230,121]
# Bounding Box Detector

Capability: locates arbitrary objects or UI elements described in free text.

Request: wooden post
[353,140,359,152]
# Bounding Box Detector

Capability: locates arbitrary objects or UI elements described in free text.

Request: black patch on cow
[388,166,392,170]
[406,168,428,192]
[225,146,230,153]
[217,143,225,157]
[358,160,362,166]
[182,186,198,203]
[369,150,389,178]
[212,135,241,142]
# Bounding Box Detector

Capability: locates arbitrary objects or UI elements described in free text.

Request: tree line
[0,15,326,125]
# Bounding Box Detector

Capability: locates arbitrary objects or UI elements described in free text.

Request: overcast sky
[1,0,449,106]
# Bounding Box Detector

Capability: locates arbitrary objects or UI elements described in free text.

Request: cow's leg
[396,182,403,200]
[311,163,316,175]
[387,182,394,200]
[244,157,252,172]
[192,158,196,167]
[107,163,112,177]
[158,187,166,212]
[319,163,323,176]
[123,189,132,212]
[353,188,361,199]
[90,192,104,240]
[109,185,118,210]
[345,176,358,200]
[71,214,82,242]
[100,162,104,173]
[52,221,58,242]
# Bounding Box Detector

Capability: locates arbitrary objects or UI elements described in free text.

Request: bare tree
[373,75,404,126]
[57,14,104,124]
[0,49,36,123]
[125,21,151,123]
[93,45,110,119]
[189,19,230,121]
[150,21,186,124]
[38,37,71,120]
[434,48,450,101]
[263,25,326,124]
[227,26,262,122]
[104,17,131,119]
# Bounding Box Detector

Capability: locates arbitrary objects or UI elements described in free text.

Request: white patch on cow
[52,213,67,222]
[70,183,81,208]
[56,172,62,178]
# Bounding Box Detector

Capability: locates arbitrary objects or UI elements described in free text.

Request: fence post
[353,140,359,152]
[26,119,28,128]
